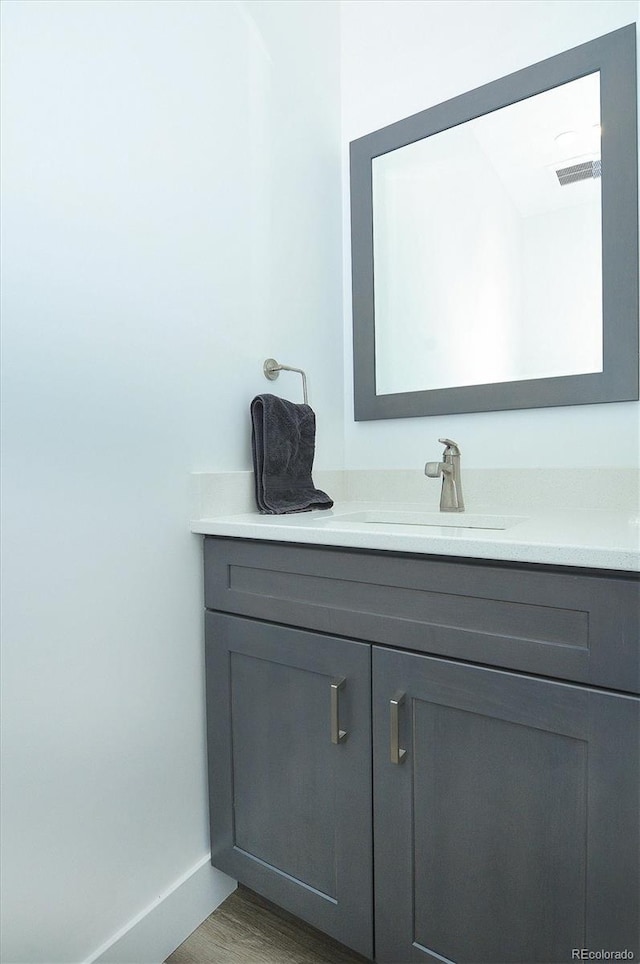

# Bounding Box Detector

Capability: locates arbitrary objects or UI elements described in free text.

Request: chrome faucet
[425,438,465,512]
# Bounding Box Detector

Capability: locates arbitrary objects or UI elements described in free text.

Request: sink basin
[326,510,527,531]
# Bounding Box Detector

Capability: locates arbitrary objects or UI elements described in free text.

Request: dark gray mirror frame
[350,25,639,420]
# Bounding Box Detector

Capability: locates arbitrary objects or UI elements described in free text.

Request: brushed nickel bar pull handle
[330,677,347,744]
[390,690,407,764]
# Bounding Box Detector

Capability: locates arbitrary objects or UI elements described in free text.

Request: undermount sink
[326,510,527,531]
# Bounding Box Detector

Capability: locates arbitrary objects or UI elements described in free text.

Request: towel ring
[263,358,309,405]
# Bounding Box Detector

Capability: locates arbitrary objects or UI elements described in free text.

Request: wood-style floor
[165,885,371,964]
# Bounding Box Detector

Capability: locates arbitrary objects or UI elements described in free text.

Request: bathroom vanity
[194,20,640,960]
[196,504,639,964]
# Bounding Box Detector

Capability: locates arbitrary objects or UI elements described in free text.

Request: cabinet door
[205,612,373,958]
[373,646,639,964]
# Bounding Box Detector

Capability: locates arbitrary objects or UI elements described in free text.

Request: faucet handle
[425,461,452,478]
[438,438,461,455]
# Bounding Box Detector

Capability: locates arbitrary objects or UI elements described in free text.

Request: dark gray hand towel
[250,394,333,514]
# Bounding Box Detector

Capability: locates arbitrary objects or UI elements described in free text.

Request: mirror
[373,73,603,394]
[350,25,638,420]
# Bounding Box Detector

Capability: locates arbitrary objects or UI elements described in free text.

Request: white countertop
[191,501,640,572]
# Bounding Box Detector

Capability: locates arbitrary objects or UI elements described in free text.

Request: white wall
[0,1,342,961]
[341,0,640,469]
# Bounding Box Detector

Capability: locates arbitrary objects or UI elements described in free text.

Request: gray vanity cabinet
[204,611,373,958]
[203,537,640,963]
[372,645,639,964]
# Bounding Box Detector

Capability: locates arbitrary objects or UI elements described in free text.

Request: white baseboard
[85,856,236,964]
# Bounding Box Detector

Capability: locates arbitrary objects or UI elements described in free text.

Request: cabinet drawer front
[204,537,639,692]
